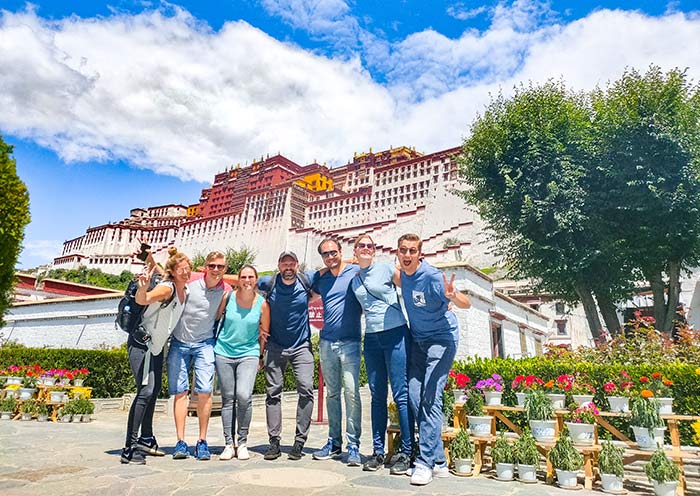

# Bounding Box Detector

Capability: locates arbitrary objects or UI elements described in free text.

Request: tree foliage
[458,66,700,336]
[0,136,31,326]
[224,245,256,274]
[41,267,134,291]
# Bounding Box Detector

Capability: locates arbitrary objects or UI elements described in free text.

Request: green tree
[0,136,31,326]
[590,66,700,331]
[225,246,256,274]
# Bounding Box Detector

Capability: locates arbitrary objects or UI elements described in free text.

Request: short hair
[205,251,225,263]
[164,246,192,279]
[354,233,376,249]
[397,233,422,252]
[317,238,341,254]
[238,264,258,278]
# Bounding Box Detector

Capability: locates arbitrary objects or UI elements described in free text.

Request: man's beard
[281,269,296,280]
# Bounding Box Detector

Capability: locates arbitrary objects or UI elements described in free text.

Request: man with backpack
[258,251,316,461]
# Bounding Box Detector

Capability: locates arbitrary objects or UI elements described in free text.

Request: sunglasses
[174,267,192,274]
[207,264,226,270]
[356,242,374,250]
[398,247,419,255]
[321,250,339,258]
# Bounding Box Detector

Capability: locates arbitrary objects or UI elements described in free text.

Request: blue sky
[2,0,700,269]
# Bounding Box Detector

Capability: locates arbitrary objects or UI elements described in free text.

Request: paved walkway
[0,389,664,496]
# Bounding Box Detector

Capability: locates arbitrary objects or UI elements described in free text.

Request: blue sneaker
[195,439,211,461]
[347,445,361,467]
[312,438,341,460]
[173,440,190,459]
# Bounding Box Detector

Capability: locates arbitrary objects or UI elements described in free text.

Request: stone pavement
[0,388,668,496]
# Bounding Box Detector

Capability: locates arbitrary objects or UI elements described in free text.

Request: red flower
[455,373,470,388]
[651,372,662,379]
[640,376,649,383]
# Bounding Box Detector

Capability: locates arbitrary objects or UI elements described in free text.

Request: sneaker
[135,436,165,456]
[264,438,281,460]
[195,439,211,461]
[362,453,384,471]
[433,461,449,478]
[389,452,411,475]
[312,439,342,460]
[237,444,250,460]
[120,445,146,465]
[219,444,235,461]
[347,445,361,467]
[173,440,190,459]
[288,441,304,460]
[410,463,433,486]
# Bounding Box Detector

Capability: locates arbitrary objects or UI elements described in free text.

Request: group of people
[122,233,470,486]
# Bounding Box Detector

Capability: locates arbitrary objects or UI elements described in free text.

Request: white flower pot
[6,377,22,386]
[468,415,493,437]
[600,473,624,492]
[80,414,91,423]
[20,413,33,421]
[631,426,666,451]
[484,391,503,406]
[60,414,73,423]
[37,414,49,422]
[4,389,18,399]
[652,480,678,496]
[0,411,12,420]
[515,392,527,407]
[41,377,57,386]
[517,463,538,482]
[73,379,84,387]
[555,468,578,488]
[607,396,629,413]
[454,457,473,475]
[495,462,514,480]
[18,388,36,400]
[565,422,595,446]
[571,394,594,406]
[529,419,556,442]
[546,393,566,409]
[452,389,466,403]
[657,397,673,415]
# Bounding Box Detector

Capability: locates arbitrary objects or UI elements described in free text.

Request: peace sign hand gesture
[443,273,457,300]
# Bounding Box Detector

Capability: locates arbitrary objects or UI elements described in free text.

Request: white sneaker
[405,466,414,477]
[433,462,449,478]
[219,444,235,461]
[410,463,433,485]
[237,444,250,460]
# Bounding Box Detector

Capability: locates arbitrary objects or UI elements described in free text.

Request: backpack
[115,274,175,335]
[260,271,312,301]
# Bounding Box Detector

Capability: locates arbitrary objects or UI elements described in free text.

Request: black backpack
[261,271,312,301]
[115,274,175,335]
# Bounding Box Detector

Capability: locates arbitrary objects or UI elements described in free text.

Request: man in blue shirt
[397,233,471,486]
[258,251,316,461]
[310,238,363,467]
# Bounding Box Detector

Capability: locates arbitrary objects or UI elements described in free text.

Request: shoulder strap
[214,291,232,341]
[160,280,176,309]
[296,271,312,296]
[262,272,279,301]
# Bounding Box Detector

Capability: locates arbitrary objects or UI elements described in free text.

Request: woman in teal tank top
[214,265,270,460]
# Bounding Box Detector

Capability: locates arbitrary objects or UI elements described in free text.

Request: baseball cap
[278,251,298,262]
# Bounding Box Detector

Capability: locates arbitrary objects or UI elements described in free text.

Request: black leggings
[125,340,163,447]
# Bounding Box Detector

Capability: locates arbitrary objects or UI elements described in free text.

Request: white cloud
[447,4,489,21]
[1,4,700,185]
[20,240,64,264]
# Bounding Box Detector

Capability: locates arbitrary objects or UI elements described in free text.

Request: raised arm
[442,273,471,309]
[135,267,173,305]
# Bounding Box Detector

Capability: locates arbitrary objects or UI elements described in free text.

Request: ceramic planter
[73,379,85,387]
[495,462,514,480]
[6,377,22,386]
[41,377,57,386]
[452,389,467,403]
[467,415,493,437]
[517,463,537,482]
[600,473,624,492]
[652,480,678,496]
[18,388,36,400]
[59,414,73,423]
[49,391,67,403]
[571,394,594,406]
[21,413,33,421]
[453,457,473,475]
[565,422,595,446]
[80,414,91,423]
[555,468,578,488]
[515,392,527,407]
[0,411,12,420]
[37,414,49,422]
[631,426,666,450]
[4,389,18,399]
[607,396,629,413]
[546,393,566,409]
[484,391,503,406]
[657,398,673,415]
[529,420,556,442]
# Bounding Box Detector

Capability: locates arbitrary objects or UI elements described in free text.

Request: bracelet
[259,354,264,359]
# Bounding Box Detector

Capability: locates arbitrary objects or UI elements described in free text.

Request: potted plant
[35,401,50,422]
[548,430,583,488]
[491,432,515,480]
[570,373,596,405]
[524,389,555,442]
[514,429,540,482]
[20,398,36,420]
[4,365,24,385]
[564,402,598,446]
[447,369,470,403]
[465,388,492,437]
[511,375,544,407]
[630,396,665,450]
[70,397,95,422]
[543,374,572,408]
[0,396,18,419]
[641,372,674,414]
[449,428,475,475]
[19,374,38,400]
[58,401,74,422]
[598,440,625,492]
[71,368,89,387]
[603,370,634,412]
[48,386,69,404]
[645,449,681,496]
[475,373,504,406]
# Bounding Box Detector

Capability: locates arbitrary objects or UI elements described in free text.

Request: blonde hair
[397,233,422,252]
[164,246,191,279]
[354,233,375,249]
[205,251,225,263]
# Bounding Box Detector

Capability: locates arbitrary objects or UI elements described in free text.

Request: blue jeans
[167,338,216,394]
[319,338,362,448]
[215,354,259,445]
[364,325,413,455]
[408,337,457,468]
